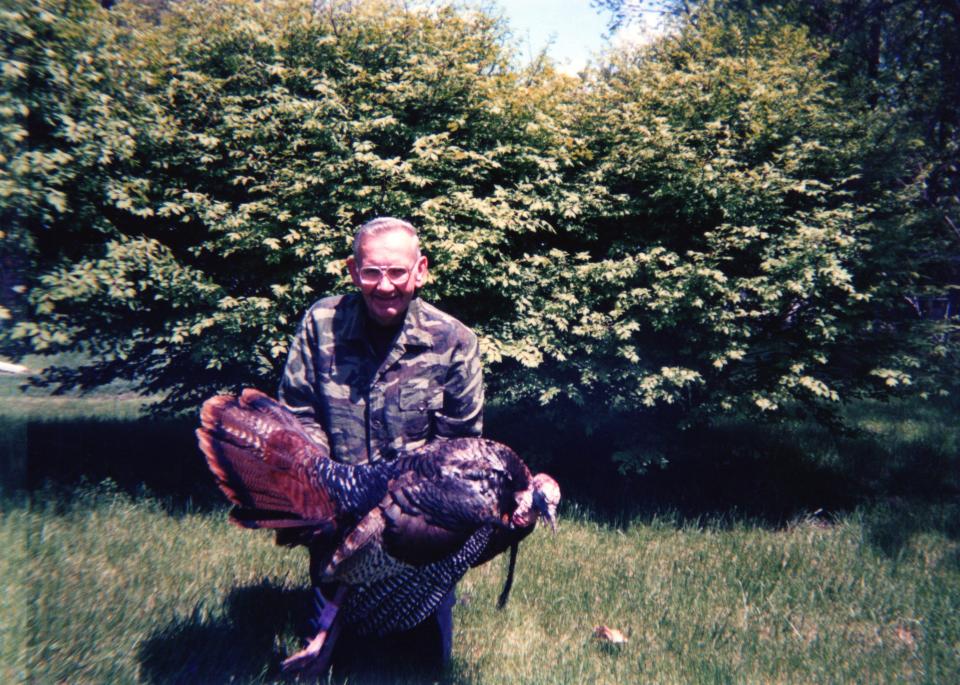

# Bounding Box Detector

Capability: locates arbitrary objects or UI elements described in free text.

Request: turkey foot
[281,586,348,675]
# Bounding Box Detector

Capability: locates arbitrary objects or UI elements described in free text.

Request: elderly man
[278,217,484,670]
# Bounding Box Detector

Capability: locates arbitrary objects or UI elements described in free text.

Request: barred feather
[343,526,494,635]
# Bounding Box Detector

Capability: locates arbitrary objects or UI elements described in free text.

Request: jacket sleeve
[278,310,330,448]
[435,328,484,438]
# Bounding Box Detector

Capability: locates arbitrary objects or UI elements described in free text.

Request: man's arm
[278,311,330,447]
[435,329,484,438]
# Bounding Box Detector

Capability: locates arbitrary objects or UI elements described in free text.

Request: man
[278,217,484,670]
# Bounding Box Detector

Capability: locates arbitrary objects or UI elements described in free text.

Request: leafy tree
[596,0,960,348]
[755,1,960,338]
[494,8,952,471]
[4,0,583,411]
[3,0,954,475]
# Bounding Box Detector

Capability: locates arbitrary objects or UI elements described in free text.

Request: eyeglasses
[357,264,416,285]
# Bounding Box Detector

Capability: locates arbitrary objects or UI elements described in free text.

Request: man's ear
[346,255,362,287]
[414,255,428,287]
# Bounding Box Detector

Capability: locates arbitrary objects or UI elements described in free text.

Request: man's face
[347,228,428,326]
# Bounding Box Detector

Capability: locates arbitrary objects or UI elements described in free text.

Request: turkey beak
[533,496,558,533]
[545,509,557,533]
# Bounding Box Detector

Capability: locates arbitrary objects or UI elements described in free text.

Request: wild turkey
[196,388,560,673]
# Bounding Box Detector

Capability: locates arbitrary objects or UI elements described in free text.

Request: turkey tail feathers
[196,389,336,530]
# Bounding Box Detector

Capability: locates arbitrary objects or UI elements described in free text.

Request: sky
[492,1,664,73]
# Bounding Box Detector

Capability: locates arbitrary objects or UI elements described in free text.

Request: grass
[458,506,959,684]
[5,486,958,684]
[2,391,959,683]
[9,484,307,683]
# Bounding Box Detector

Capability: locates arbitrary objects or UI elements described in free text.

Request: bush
[4,2,954,464]
[488,10,954,470]
[5,0,582,411]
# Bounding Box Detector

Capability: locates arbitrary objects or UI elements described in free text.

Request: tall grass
[1,497,29,684]
[459,505,960,684]
[12,484,307,683]
[5,485,958,684]
[3,393,959,683]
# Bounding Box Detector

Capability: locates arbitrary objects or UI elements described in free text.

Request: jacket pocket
[398,378,443,439]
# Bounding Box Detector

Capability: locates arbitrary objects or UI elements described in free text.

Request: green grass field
[2,388,958,683]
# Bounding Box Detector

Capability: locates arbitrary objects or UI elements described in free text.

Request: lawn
[2,389,958,683]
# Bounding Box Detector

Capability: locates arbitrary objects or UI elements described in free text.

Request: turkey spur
[196,388,560,673]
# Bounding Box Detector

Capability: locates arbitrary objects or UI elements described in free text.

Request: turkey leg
[281,585,348,674]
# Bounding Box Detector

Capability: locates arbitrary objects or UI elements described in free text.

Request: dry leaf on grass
[593,625,628,644]
[895,625,917,650]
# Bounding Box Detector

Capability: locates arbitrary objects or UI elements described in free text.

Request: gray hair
[352,217,421,261]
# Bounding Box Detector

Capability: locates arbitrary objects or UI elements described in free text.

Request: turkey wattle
[196,388,560,673]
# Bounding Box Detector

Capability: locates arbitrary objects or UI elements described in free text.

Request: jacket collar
[342,293,433,348]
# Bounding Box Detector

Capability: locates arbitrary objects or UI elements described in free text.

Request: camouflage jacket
[278,293,484,464]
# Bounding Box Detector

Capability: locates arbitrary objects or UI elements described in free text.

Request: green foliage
[3,0,956,451]
[4,0,581,411]
[492,9,953,473]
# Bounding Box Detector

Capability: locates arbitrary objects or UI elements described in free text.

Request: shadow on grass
[20,416,223,513]
[486,406,860,528]
[138,581,308,684]
[486,399,960,531]
[13,398,959,536]
[15,408,845,525]
[860,499,960,562]
[138,580,475,685]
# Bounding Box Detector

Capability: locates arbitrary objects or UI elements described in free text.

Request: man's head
[347,217,428,327]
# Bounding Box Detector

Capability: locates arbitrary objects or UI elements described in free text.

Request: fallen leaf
[593,625,627,644]
[895,625,916,650]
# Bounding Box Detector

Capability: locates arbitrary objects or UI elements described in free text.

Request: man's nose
[374,274,396,292]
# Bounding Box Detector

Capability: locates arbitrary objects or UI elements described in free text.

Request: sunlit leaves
[492,6,940,459]
[4,0,952,438]
[6,0,584,412]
